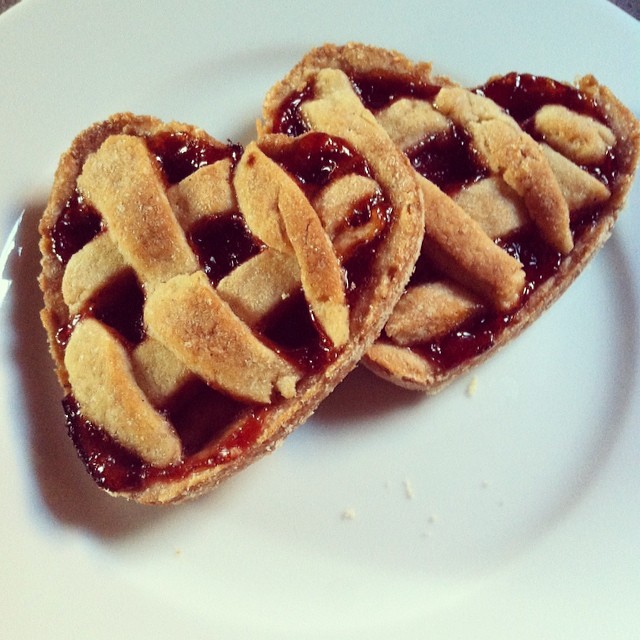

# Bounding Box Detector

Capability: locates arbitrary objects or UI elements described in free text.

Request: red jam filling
[162,379,246,457]
[271,72,441,136]
[273,83,315,137]
[88,269,146,346]
[57,128,390,492]
[257,288,336,374]
[64,393,262,493]
[51,192,103,265]
[408,225,564,369]
[262,130,393,303]
[271,70,619,376]
[407,126,489,193]
[188,213,266,285]
[410,74,618,372]
[349,71,441,111]
[477,73,618,188]
[146,131,243,185]
[263,131,372,197]
[476,72,603,126]
[350,191,389,230]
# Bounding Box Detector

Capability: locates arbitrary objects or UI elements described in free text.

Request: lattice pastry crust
[39,110,424,502]
[262,43,640,392]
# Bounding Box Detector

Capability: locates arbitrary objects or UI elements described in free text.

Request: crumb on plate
[341,507,357,521]
[403,478,414,499]
[466,375,479,397]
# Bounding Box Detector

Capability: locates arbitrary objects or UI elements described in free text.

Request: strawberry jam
[55,132,262,492]
[51,191,103,265]
[477,73,618,188]
[407,126,488,193]
[258,289,336,375]
[64,394,261,493]
[263,131,372,197]
[410,226,564,370]
[476,72,603,126]
[271,72,441,134]
[146,132,242,185]
[57,126,392,493]
[271,70,619,376]
[189,213,266,286]
[88,269,146,346]
[349,71,441,111]
[413,75,618,372]
[262,130,393,304]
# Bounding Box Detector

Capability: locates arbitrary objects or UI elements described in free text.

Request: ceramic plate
[1,1,638,638]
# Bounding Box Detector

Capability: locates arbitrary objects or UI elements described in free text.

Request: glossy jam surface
[51,134,240,268]
[265,131,371,197]
[407,127,488,193]
[273,84,314,137]
[269,70,617,375]
[347,192,393,255]
[146,131,242,185]
[411,226,564,370]
[477,72,602,125]
[349,72,441,112]
[189,213,265,285]
[258,289,336,374]
[54,132,259,492]
[64,395,147,491]
[272,73,441,137]
[264,130,393,304]
[477,73,618,188]
[51,192,103,265]
[64,394,261,493]
[88,269,146,346]
[411,73,618,372]
[163,379,246,458]
[58,127,390,492]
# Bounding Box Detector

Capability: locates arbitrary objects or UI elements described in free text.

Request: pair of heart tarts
[38,43,640,504]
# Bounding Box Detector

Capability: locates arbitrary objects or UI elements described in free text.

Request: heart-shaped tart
[39,111,423,502]
[262,43,640,392]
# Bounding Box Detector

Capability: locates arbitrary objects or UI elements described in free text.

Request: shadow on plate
[6,201,174,538]
[312,364,425,429]
[7,197,637,559]
[6,199,416,539]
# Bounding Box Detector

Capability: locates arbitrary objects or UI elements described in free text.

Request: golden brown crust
[39,114,219,391]
[378,76,639,392]
[39,108,424,503]
[433,86,573,255]
[262,45,426,332]
[64,318,182,466]
[417,176,525,311]
[144,271,300,404]
[39,44,640,504]
[261,43,436,122]
[236,140,349,347]
[262,43,640,394]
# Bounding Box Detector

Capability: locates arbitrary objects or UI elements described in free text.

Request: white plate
[1,0,639,638]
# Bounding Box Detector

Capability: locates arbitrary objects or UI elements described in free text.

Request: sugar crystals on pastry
[262,43,640,392]
[38,110,423,502]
